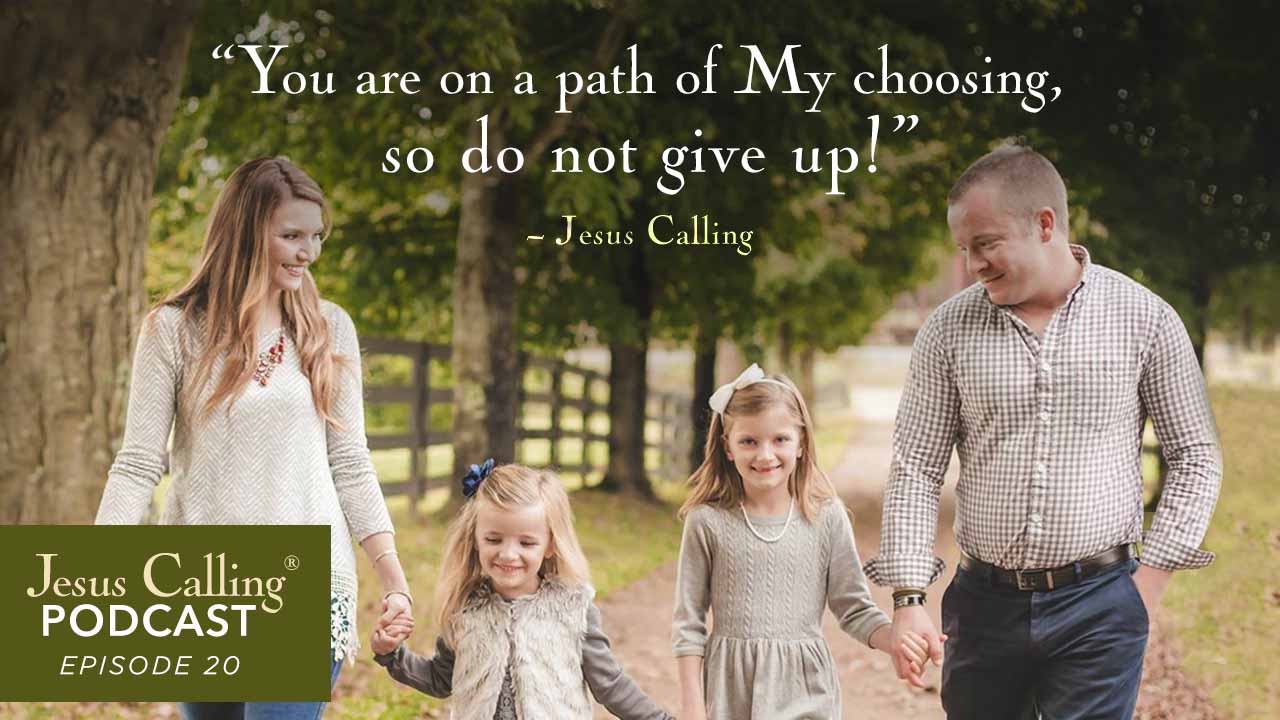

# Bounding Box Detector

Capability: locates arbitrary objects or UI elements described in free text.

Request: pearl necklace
[740,499,795,543]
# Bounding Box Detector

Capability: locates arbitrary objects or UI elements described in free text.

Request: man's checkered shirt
[864,245,1222,589]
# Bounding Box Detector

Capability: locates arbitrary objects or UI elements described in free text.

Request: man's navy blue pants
[941,559,1149,720]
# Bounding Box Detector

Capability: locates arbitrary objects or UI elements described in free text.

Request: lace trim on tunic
[330,589,358,663]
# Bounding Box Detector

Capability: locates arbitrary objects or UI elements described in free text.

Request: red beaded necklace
[252,332,286,387]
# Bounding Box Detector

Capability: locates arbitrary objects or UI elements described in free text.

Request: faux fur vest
[449,579,594,720]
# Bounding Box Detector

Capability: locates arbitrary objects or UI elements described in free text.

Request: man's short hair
[948,145,1068,231]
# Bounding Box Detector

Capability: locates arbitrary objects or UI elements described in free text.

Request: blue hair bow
[461,458,496,500]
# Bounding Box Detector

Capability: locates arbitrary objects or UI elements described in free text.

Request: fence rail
[361,338,691,505]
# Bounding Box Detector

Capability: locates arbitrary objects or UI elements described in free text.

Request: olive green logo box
[0,526,329,701]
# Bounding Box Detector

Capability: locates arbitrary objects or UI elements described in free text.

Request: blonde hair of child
[680,373,836,522]
[435,463,591,645]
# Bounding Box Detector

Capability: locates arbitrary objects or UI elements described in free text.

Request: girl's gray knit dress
[95,301,395,662]
[672,500,890,719]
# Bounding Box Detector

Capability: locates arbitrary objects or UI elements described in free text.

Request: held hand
[1130,564,1172,618]
[370,626,404,655]
[899,631,930,672]
[382,616,415,635]
[891,604,946,689]
[380,591,414,629]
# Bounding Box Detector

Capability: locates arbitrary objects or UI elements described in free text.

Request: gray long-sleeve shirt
[96,301,394,660]
[375,603,672,720]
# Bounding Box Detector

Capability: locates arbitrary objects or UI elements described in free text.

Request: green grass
[1157,386,1280,720]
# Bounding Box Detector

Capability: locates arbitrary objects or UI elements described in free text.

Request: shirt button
[1034,462,1047,475]
[1029,513,1043,524]
[1039,411,1050,423]
[1040,362,1052,373]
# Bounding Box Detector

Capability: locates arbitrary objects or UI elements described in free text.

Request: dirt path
[594,387,1218,719]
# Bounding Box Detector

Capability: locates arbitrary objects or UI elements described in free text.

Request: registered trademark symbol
[284,555,300,571]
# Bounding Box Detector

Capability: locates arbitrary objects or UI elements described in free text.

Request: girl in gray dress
[672,365,913,720]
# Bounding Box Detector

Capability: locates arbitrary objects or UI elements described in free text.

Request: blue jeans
[179,657,343,720]
[941,558,1149,720]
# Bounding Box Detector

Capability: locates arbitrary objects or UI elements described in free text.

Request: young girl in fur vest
[371,461,673,720]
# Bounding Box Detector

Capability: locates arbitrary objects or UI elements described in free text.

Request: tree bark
[598,222,655,496]
[451,114,520,486]
[602,339,654,498]
[777,320,794,376]
[448,13,632,492]
[0,1,197,522]
[689,326,717,472]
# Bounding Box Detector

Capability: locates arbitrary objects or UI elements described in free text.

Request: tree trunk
[599,227,655,497]
[0,1,197,522]
[796,345,817,414]
[602,339,654,498]
[777,320,794,377]
[448,10,630,491]
[450,115,520,486]
[689,326,717,472]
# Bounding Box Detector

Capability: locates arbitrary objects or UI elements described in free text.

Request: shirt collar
[1070,244,1094,282]
[1066,244,1094,301]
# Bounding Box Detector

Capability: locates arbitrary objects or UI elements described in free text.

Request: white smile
[752,465,782,474]
[283,264,306,277]
[493,563,524,574]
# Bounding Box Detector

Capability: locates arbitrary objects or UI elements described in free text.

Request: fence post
[587,373,602,481]
[515,351,528,464]
[663,393,676,480]
[408,342,429,521]
[549,360,563,469]
[362,336,691,503]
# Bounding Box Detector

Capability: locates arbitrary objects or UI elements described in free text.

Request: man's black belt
[958,545,1133,592]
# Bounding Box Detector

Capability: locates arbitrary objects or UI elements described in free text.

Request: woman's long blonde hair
[679,373,836,522]
[156,157,343,425]
[435,464,591,645]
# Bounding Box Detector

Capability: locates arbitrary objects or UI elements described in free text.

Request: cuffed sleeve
[864,313,956,588]
[1138,305,1222,571]
[375,636,455,698]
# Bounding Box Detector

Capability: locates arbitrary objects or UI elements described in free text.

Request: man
[863,145,1221,719]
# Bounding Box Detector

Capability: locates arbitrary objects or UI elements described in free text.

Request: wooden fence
[361,338,692,506]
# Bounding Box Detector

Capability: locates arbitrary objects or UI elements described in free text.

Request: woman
[96,157,412,719]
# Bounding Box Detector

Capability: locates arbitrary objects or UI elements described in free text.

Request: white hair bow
[708,363,768,415]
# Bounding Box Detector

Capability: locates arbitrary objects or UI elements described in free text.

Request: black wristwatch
[892,589,927,609]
